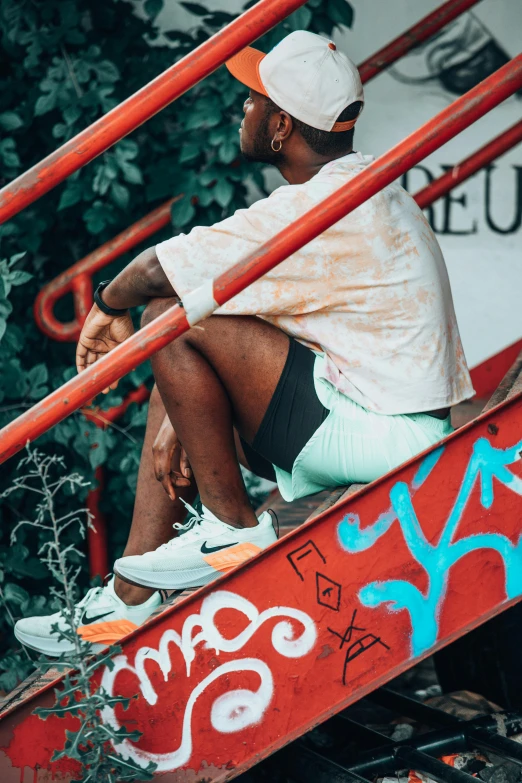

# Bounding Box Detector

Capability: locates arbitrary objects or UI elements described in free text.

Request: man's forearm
[102,246,177,310]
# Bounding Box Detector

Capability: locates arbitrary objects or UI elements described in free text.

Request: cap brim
[225,46,268,96]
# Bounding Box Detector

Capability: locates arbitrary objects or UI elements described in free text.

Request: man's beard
[241,113,285,166]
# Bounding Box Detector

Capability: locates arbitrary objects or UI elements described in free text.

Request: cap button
[328,41,336,50]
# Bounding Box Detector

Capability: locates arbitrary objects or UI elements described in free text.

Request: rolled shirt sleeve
[155,185,329,318]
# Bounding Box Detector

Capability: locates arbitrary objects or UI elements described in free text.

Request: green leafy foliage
[0,0,353,700]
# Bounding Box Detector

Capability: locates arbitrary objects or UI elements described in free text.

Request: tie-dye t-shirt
[156,152,474,414]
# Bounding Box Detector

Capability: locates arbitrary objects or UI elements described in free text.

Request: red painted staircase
[0,1,521,778]
[0,352,521,781]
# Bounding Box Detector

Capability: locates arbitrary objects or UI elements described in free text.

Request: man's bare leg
[114,384,197,605]
[143,300,290,529]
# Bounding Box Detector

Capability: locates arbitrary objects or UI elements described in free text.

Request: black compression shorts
[240,338,328,482]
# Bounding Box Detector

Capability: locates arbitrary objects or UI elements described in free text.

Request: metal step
[281,687,522,783]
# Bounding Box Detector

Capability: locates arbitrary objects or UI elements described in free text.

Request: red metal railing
[1,54,520,465]
[40,119,522,582]
[356,0,482,82]
[34,0,485,343]
[0,0,499,576]
[34,198,179,341]
[34,119,522,343]
[415,119,522,210]
[0,0,312,224]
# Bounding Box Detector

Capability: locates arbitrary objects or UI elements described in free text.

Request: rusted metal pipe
[2,54,521,464]
[0,0,307,225]
[358,0,483,83]
[414,119,522,210]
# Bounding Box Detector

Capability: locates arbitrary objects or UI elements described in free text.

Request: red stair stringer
[1,390,522,782]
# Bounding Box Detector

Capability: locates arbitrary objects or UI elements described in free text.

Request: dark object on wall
[390,12,522,99]
[440,40,516,95]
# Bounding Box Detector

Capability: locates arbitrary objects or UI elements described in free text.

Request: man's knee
[141,297,177,329]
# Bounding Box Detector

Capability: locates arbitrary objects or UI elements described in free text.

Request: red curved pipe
[34,198,176,341]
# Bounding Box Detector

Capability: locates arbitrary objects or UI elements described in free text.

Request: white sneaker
[14,577,161,657]
[114,502,278,589]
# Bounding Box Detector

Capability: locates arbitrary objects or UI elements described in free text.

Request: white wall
[155,0,522,368]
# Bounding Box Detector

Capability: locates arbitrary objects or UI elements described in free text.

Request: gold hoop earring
[271,138,282,152]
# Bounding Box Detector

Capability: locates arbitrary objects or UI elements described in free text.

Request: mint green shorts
[273,355,454,502]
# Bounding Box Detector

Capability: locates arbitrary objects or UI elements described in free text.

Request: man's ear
[278,111,293,141]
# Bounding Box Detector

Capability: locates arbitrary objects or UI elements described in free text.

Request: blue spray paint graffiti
[337,437,522,657]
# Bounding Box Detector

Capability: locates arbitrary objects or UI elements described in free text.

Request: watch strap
[94,280,128,316]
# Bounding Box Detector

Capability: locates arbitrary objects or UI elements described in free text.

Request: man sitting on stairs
[15,31,474,656]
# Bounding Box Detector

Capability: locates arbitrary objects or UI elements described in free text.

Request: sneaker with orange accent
[13,577,161,657]
[114,502,278,590]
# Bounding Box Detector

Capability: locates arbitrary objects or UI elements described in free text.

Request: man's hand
[152,414,192,501]
[76,304,135,392]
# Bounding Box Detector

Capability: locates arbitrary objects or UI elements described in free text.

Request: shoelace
[59,586,107,624]
[173,499,201,533]
[156,499,212,551]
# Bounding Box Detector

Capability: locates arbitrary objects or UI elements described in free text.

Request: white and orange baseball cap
[226,30,364,133]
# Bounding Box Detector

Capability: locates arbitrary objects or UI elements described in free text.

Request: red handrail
[2,54,521,463]
[34,0,485,343]
[0,0,309,225]
[14,0,487,579]
[35,118,522,342]
[357,0,482,82]
[415,118,522,209]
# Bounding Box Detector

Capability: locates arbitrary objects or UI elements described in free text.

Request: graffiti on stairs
[337,436,522,657]
[100,590,316,772]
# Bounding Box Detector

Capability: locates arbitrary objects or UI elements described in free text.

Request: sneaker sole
[114,538,274,590]
[14,626,105,658]
[114,562,222,590]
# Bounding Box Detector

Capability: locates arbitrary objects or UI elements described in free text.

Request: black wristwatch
[94,280,128,316]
